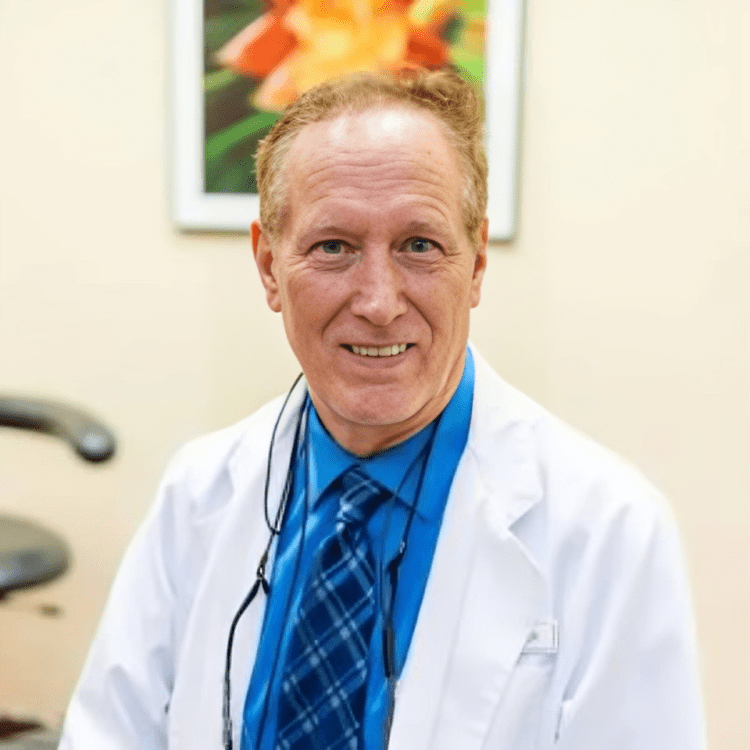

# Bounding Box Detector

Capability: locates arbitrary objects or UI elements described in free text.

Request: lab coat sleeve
[59,451,190,750]
[550,485,706,749]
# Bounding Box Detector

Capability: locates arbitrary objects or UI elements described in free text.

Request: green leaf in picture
[207,161,257,194]
[204,68,240,94]
[441,15,464,45]
[204,74,258,137]
[206,111,280,161]
[458,0,487,17]
[450,46,485,85]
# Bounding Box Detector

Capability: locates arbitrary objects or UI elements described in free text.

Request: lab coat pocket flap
[521,619,559,655]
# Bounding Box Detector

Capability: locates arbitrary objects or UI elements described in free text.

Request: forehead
[282,108,464,236]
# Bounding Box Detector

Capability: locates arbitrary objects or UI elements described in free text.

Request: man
[60,70,705,749]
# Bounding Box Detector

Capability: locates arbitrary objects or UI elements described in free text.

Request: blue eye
[320,241,343,254]
[408,238,433,253]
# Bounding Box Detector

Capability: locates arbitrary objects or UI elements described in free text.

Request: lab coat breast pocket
[482,650,558,750]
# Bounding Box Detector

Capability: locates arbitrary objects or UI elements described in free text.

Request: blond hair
[255,69,487,245]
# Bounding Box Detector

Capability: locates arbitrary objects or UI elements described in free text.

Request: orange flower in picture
[216,0,463,111]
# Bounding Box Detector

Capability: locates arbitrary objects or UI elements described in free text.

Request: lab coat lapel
[388,351,547,750]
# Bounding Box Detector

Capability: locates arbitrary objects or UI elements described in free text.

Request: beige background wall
[0,0,747,746]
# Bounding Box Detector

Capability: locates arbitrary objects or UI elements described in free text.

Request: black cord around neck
[264,372,304,534]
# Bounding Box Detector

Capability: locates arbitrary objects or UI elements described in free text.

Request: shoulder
[536,411,675,583]
[469,347,676,548]
[469,349,692,651]
[130,391,300,605]
[157,393,289,522]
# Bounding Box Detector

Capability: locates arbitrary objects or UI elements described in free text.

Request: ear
[469,217,489,308]
[252,220,282,313]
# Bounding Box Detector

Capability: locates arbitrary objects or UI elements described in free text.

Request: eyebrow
[302,219,450,241]
[397,219,449,236]
[304,224,350,238]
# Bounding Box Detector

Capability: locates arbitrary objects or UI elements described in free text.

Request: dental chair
[0,397,116,749]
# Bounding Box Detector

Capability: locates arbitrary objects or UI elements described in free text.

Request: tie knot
[337,465,384,527]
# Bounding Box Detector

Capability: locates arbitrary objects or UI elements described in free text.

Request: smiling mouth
[342,343,413,358]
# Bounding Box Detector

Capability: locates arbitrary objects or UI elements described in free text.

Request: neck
[329,423,429,458]
[309,387,459,458]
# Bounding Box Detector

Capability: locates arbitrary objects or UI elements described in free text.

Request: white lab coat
[59,348,705,749]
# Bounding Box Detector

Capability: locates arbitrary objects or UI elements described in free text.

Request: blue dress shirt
[241,349,474,750]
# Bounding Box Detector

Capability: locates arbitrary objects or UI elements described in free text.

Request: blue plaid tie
[275,465,385,750]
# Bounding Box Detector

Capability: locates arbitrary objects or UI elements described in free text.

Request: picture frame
[172,0,526,241]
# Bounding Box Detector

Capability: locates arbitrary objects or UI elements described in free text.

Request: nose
[349,248,408,326]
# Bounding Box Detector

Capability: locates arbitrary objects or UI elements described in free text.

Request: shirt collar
[306,347,475,521]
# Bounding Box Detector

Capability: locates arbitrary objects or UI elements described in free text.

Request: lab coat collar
[465,342,545,530]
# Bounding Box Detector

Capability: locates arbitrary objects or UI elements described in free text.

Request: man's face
[253,107,487,455]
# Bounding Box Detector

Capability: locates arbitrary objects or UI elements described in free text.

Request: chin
[340,404,413,429]
[330,389,419,429]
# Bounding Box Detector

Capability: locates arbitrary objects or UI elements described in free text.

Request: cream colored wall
[0,0,747,745]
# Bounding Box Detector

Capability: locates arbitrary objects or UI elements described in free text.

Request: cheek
[281,276,336,338]
[425,276,473,324]
[279,270,309,316]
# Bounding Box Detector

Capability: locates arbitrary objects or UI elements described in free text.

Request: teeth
[350,344,409,357]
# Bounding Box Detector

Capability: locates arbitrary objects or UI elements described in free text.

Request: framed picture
[172,0,526,240]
